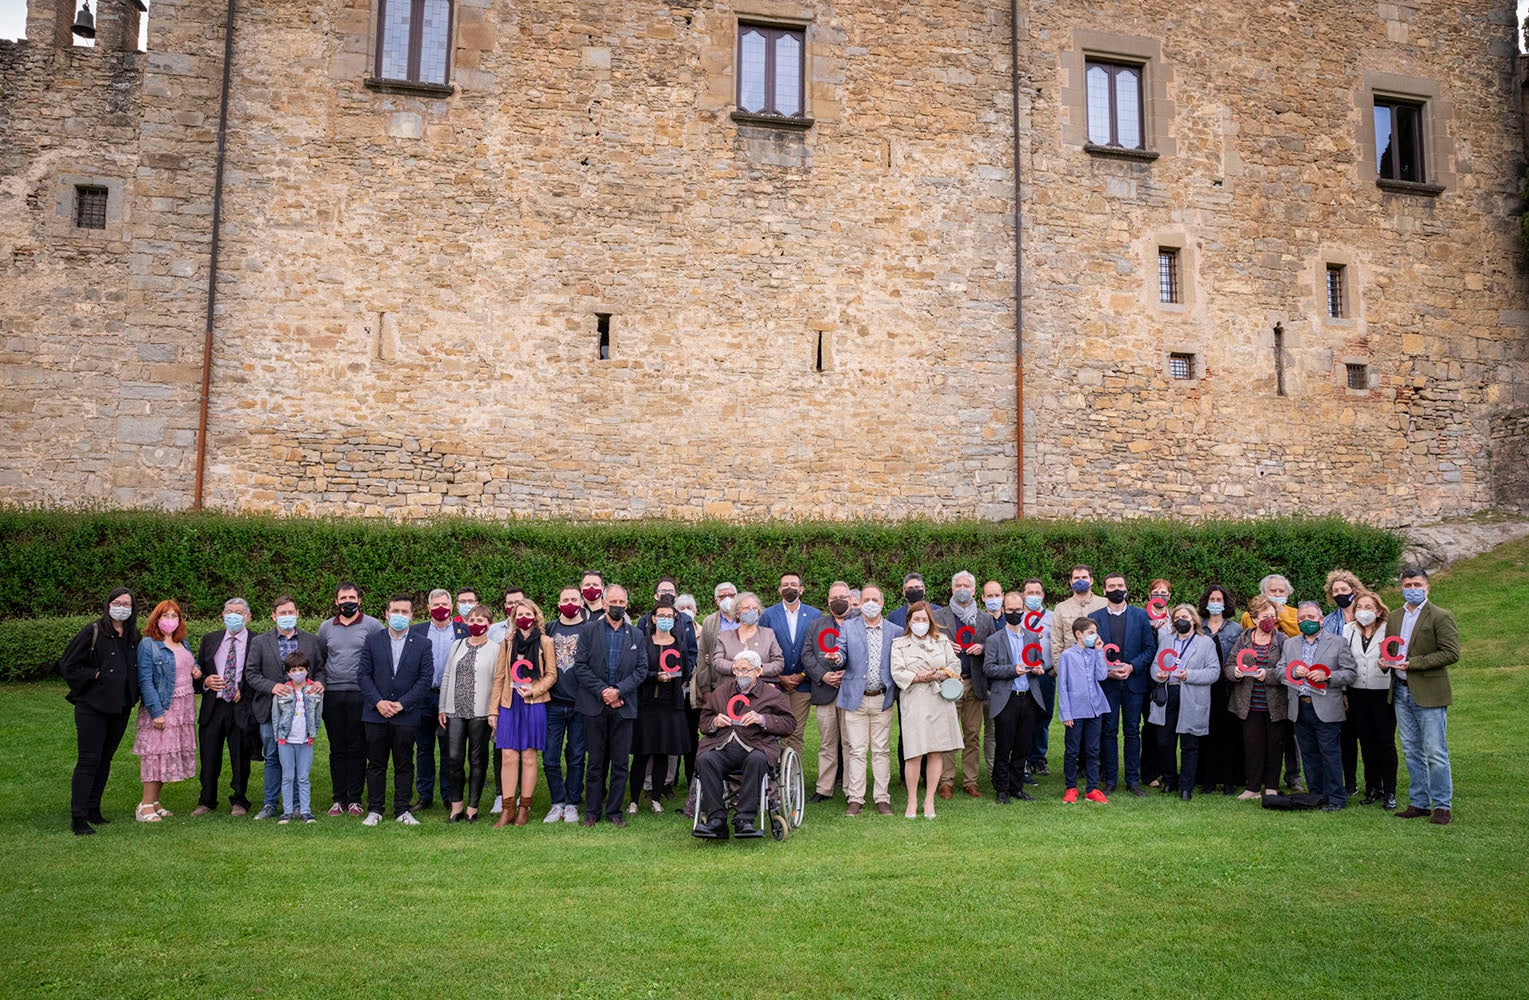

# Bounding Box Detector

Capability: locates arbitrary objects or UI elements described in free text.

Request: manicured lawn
[4,540,1528,999]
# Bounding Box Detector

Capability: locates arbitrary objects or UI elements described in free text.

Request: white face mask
[910,620,930,637]
[1355,610,1377,626]
[861,600,882,620]
[108,605,133,621]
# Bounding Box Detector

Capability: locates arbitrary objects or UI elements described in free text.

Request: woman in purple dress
[489,600,557,827]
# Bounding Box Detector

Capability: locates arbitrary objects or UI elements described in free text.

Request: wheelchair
[689,746,805,841]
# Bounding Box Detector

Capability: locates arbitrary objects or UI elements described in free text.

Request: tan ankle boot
[513,797,530,826]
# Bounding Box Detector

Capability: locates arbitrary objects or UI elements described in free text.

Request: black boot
[71,818,96,836]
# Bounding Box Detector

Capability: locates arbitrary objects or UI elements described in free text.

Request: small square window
[1086,60,1146,150]
[1375,99,1425,183]
[1158,248,1181,304]
[75,186,108,229]
[1346,363,1369,390]
[1326,265,1347,319]
[1169,353,1195,380]
[737,24,807,119]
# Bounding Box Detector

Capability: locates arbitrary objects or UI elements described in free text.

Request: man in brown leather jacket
[694,652,795,840]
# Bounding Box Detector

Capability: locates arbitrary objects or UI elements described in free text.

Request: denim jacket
[272,686,324,744]
[136,638,179,718]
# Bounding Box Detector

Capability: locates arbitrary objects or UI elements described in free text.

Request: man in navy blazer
[573,585,648,826]
[357,595,434,825]
[408,589,469,811]
[835,584,902,816]
[760,572,820,756]
[1088,574,1157,797]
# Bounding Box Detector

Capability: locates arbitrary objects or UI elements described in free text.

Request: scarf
[512,627,543,679]
[949,599,978,627]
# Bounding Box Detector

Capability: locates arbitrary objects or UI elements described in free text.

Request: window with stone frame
[736,23,807,120]
[376,0,453,86]
[1374,98,1426,184]
[1085,59,1145,150]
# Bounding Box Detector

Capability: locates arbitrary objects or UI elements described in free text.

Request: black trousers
[1155,689,1200,790]
[364,721,417,818]
[699,742,768,824]
[1199,680,1243,791]
[1242,711,1286,792]
[1282,719,1301,784]
[682,704,702,785]
[71,703,132,820]
[630,753,673,803]
[1346,688,1398,796]
[582,708,633,821]
[197,699,253,810]
[991,694,1037,795]
[324,690,367,806]
[1139,718,1163,784]
[445,717,492,810]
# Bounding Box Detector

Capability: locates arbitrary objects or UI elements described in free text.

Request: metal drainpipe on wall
[1011,0,1024,519]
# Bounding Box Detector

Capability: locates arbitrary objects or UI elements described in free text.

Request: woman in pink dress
[133,599,198,822]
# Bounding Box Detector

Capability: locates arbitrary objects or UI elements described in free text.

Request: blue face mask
[1071,580,1091,595]
[275,614,298,632]
[1083,634,1098,648]
[655,617,674,633]
[1205,602,1224,616]
[1402,587,1427,606]
[224,613,245,633]
[388,613,411,632]
[984,597,1002,613]
[1025,596,1043,611]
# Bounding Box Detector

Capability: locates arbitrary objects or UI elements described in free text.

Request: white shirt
[783,604,802,643]
[1400,600,1427,648]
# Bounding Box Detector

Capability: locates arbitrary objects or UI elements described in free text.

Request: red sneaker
[1062,788,1079,804]
[1085,789,1109,804]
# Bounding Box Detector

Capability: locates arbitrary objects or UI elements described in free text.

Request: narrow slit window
[1273,323,1286,396]
[1158,248,1181,304]
[75,186,108,229]
[1346,363,1369,390]
[1169,353,1195,380]
[1326,265,1347,318]
[814,331,825,372]
[597,313,611,360]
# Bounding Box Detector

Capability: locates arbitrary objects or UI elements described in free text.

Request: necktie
[223,636,238,701]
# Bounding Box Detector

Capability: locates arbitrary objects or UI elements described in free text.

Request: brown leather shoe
[229,805,248,817]
[579,815,598,827]
[963,783,982,798]
[189,805,214,818]
[1394,805,1431,819]
[875,802,893,815]
[845,802,863,817]
[1430,808,1452,825]
[937,784,953,800]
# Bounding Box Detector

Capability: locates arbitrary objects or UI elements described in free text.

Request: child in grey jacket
[273,651,324,824]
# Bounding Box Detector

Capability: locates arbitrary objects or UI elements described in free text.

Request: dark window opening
[376,0,453,85]
[814,331,825,372]
[1168,353,1195,380]
[597,313,611,360]
[1346,363,1369,390]
[737,23,806,119]
[1158,248,1181,304]
[1273,323,1286,396]
[1326,265,1347,319]
[1085,60,1145,150]
[75,186,108,229]
[1375,99,1425,183]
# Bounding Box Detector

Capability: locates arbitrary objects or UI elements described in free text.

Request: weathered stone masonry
[1,0,1525,526]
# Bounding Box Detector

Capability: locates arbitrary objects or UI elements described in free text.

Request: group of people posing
[59,562,1460,838]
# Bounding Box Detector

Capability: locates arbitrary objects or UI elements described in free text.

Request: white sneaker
[650,799,664,813]
[626,801,638,815]
[562,804,579,823]
[362,812,382,827]
[395,811,420,826]
[543,804,564,824]
[491,795,503,815]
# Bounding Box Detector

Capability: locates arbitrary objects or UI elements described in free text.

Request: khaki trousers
[784,689,812,756]
[941,678,987,788]
[814,703,843,795]
[843,696,893,806]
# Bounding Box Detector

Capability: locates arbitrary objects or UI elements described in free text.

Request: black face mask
[607,606,626,622]
[1003,610,1026,625]
[1105,589,1128,605]
[1334,592,1355,609]
[1173,619,1193,635]
[905,588,926,605]
[828,598,849,617]
[781,588,801,604]
[338,601,360,618]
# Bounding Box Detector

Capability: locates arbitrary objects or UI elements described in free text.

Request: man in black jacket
[190,598,259,818]
[242,595,326,819]
[574,585,648,826]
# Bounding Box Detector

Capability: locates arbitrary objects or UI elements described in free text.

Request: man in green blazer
[1384,567,1459,825]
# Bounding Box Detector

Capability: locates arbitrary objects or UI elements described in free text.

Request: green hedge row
[0,507,1405,681]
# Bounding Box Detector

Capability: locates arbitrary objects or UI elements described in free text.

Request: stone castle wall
[1,0,1524,525]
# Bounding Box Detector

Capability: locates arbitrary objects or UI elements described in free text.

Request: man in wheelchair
[693,651,796,840]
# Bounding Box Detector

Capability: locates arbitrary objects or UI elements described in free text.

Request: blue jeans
[544,702,586,806]
[1063,716,1102,791]
[1100,684,1145,786]
[1028,673,1057,767]
[277,741,314,816]
[1394,683,1452,810]
[414,689,453,803]
[1293,701,1346,807]
[258,722,281,809]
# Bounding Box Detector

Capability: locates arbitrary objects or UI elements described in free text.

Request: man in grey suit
[983,589,1049,804]
[932,571,993,797]
[1279,601,1357,811]
[835,583,902,816]
[244,595,326,820]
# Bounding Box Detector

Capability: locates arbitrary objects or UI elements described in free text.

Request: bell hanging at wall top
[71,2,96,39]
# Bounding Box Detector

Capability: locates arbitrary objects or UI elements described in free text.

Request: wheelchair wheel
[780,747,805,828]
[770,812,789,841]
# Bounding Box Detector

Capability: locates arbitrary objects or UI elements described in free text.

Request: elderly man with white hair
[932,570,994,798]
[693,650,796,839]
[409,588,468,811]
[192,597,261,817]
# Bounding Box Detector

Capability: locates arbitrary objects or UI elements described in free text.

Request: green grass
[4,539,1528,999]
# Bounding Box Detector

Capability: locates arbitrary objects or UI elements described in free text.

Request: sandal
[153,801,173,818]
[135,804,162,823]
